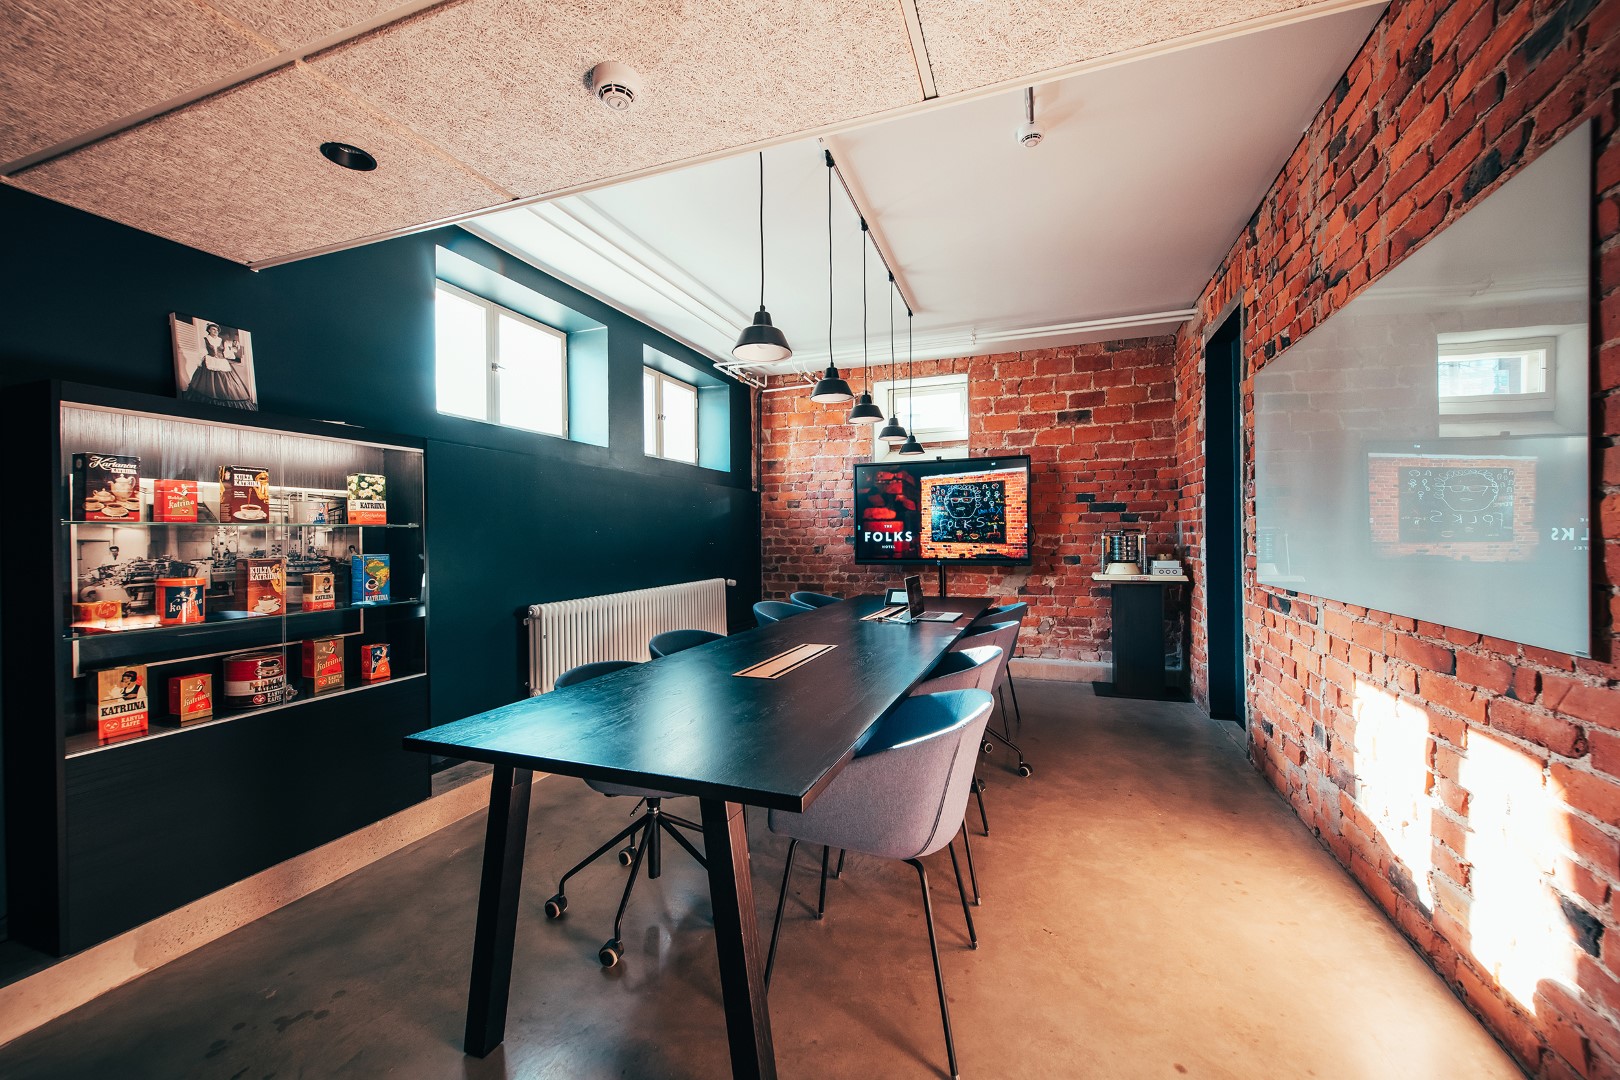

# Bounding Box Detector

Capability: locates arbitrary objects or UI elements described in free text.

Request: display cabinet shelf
[2,381,432,955]
[61,520,422,528]
[64,671,428,759]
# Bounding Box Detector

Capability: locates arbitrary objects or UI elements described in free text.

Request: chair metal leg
[987,721,1032,778]
[661,811,705,832]
[947,836,978,949]
[765,839,799,990]
[553,814,647,897]
[606,817,654,953]
[834,848,846,878]
[817,845,831,920]
[658,816,708,871]
[1006,670,1026,730]
[905,858,959,1080]
[973,776,989,836]
[960,819,981,905]
[602,819,657,965]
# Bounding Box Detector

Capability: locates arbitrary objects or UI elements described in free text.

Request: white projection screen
[1254,122,1591,657]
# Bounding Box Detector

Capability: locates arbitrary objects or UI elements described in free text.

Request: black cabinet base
[1092,680,1191,703]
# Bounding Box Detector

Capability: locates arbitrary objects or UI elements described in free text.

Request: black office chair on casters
[648,628,724,658]
[952,619,1032,777]
[789,590,842,608]
[543,660,707,968]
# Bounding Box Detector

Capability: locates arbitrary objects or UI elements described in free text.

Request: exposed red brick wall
[760,341,1177,662]
[1170,0,1620,1074]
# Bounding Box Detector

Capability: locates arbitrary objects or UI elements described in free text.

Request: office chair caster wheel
[598,939,622,968]
[982,740,994,754]
[617,847,636,866]
[544,894,567,919]
[1017,762,1033,777]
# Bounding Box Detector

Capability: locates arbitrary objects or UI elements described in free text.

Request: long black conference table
[403,593,990,1079]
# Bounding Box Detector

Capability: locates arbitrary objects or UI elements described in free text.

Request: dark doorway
[1204,309,1245,723]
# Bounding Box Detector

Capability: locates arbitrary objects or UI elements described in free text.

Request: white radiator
[526,578,729,694]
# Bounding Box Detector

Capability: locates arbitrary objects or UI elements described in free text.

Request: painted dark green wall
[0,186,761,935]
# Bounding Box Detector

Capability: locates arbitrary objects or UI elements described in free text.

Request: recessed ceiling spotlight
[1016,87,1043,149]
[589,61,643,113]
[319,142,377,171]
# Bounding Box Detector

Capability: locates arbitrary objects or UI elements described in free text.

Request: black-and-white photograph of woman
[171,312,259,411]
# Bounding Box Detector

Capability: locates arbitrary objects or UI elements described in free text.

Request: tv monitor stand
[936,560,948,598]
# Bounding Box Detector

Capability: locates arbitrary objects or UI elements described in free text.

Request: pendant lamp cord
[861,222,868,379]
[889,276,895,403]
[907,309,915,430]
[827,154,834,360]
[758,151,766,309]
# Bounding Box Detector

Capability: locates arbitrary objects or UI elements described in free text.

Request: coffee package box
[351,554,390,605]
[360,643,391,682]
[74,454,141,521]
[235,557,286,615]
[302,572,335,611]
[219,465,271,523]
[168,673,214,723]
[96,664,150,741]
[345,473,387,525]
[153,479,200,522]
[301,637,345,692]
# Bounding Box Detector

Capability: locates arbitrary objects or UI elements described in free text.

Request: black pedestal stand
[936,560,948,598]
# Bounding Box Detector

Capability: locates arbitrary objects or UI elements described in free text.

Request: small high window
[872,372,971,460]
[644,367,699,464]
[435,281,567,436]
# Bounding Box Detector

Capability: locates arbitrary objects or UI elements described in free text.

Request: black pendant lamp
[876,280,908,444]
[809,152,853,403]
[848,222,883,424]
[733,152,794,366]
[897,308,925,456]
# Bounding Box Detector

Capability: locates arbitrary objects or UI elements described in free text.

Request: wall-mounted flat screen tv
[853,456,1032,565]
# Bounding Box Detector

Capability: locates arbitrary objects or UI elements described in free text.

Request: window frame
[643,365,700,464]
[870,372,971,461]
[1436,334,1556,416]
[434,280,569,437]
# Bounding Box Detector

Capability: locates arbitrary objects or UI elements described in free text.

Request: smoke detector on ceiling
[589,62,643,113]
[1016,86,1044,148]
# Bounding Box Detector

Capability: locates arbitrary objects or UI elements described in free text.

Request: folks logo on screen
[863,528,914,543]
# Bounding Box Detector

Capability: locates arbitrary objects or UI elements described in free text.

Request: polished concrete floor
[0,682,1519,1079]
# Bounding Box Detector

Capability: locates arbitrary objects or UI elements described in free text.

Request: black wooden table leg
[464,765,533,1057]
[700,798,777,1080]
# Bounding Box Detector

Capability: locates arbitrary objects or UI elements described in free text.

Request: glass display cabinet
[3,383,431,954]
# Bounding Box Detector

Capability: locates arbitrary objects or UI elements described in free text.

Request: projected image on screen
[1253,123,1591,657]
[854,468,922,561]
[1395,463,1518,543]
[920,469,1026,559]
[928,481,1007,544]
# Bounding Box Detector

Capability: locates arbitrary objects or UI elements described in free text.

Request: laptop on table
[879,575,963,624]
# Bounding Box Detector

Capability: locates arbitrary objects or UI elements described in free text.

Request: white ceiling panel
[915,0,1330,96]
[0,0,274,165]
[10,64,507,264]
[469,5,1383,370]
[310,0,925,197]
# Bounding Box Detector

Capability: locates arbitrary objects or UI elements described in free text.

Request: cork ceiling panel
[10,65,507,264]
[310,0,923,197]
[915,0,1328,95]
[0,0,274,165]
[204,0,421,51]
